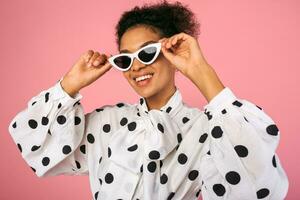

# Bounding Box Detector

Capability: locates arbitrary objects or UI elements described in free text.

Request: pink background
[1,0,298,199]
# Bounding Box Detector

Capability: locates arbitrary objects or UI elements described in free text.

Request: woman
[8,0,289,199]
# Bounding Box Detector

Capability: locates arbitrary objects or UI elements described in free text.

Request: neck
[145,85,177,111]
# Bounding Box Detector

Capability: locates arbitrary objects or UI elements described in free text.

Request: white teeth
[135,74,153,82]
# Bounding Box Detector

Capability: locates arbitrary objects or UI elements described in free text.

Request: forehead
[119,26,161,53]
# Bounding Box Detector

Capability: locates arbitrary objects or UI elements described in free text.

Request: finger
[94,60,113,75]
[93,54,108,67]
[84,50,94,62]
[88,52,100,67]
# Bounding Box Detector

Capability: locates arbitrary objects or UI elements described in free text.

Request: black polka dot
[42,157,50,166]
[30,167,36,172]
[256,105,262,110]
[157,123,164,133]
[256,188,270,199]
[80,145,86,154]
[116,102,125,107]
[178,153,188,165]
[12,121,17,128]
[127,144,138,152]
[244,116,249,122]
[57,103,62,109]
[167,192,175,200]
[128,122,137,131]
[45,92,49,103]
[199,133,208,143]
[32,101,37,106]
[213,184,226,196]
[272,155,277,168]
[232,100,243,107]
[62,145,72,154]
[103,124,111,133]
[149,150,160,160]
[147,161,157,173]
[221,109,227,114]
[188,170,199,181]
[75,160,81,169]
[166,106,172,113]
[196,189,201,197]
[57,115,66,124]
[140,164,143,173]
[17,143,22,152]
[182,117,190,124]
[87,133,95,144]
[28,119,38,129]
[96,108,104,112]
[41,117,49,125]
[108,147,111,158]
[177,133,182,143]
[211,126,223,138]
[31,145,41,151]
[266,124,279,136]
[120,117,128,126]
[99,178,102,185]
[234,145,248,157]
[73,101,79,107]
[160,160,163,168]
[204,111,213,120]
[160,173,168,184]
[94,191,99,200]
[105,173,114,184]
[207,150,211,155]
[75,116,81,125]
[225,171,241,185]
[140,98,144,105]
[99,156,102,164]
[47,129,51,135]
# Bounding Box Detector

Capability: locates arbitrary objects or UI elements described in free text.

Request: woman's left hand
[158,32,210,78]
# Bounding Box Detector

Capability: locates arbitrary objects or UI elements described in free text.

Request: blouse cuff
[50,77,83,102]
[203,87,238,114]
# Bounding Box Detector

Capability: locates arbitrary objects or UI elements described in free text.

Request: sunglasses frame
[108,42,162,71]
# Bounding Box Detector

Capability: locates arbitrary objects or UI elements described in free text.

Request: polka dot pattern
[7,83,288,199]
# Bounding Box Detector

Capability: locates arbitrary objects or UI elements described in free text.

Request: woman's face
[119,25,176,99]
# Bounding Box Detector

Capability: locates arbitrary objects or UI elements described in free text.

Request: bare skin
[60,25,225,110]
[120,25,178,111]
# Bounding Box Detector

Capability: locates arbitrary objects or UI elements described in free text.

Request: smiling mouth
[134,73,154,87]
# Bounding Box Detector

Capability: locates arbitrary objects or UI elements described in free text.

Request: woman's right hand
[61,50,113,97]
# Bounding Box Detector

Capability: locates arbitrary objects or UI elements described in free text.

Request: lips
[133,72,154,81]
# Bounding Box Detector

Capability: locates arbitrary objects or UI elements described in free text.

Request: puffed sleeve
[8,77,90,178]
[199,87,289,200]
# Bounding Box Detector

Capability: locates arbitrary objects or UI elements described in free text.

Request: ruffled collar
[136,86,183,118]
[104,87,186,198]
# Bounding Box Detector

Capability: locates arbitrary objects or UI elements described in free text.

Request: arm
[8,77,91,177]
[198,86,289,199]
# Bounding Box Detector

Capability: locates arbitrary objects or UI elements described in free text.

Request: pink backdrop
[1,0,298,199]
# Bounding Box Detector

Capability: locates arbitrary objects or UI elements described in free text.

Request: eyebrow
[119,40,157,53]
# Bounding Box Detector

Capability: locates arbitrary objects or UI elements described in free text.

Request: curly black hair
[114,0,201,50]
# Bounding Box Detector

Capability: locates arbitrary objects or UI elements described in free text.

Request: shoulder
[174,102,204,126]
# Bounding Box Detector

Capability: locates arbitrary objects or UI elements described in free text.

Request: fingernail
[93,60,100,66]
[88,63,92,67]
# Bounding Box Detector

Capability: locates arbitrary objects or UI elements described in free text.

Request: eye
[138,46,157,62]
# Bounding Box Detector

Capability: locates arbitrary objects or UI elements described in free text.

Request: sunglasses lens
[113,56,131,70]
[138,46,158,63]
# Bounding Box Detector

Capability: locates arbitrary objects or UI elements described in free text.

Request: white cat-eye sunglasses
[108,42,162,71]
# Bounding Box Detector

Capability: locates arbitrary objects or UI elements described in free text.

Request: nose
[130,57,147,71]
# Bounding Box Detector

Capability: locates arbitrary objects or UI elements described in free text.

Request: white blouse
[8,77,289,200]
